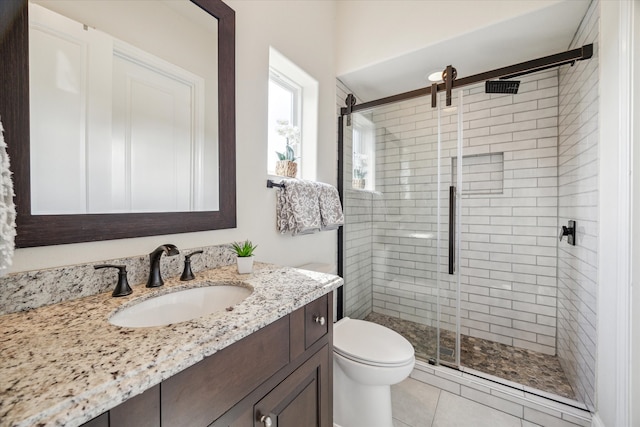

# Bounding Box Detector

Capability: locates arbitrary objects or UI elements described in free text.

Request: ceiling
[337,0,591,103]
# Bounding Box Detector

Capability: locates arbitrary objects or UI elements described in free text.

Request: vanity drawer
[110,384,160,427]
[289,293,331,361]
[81,413,108,427]
[161,316,289,426]
[304,293,329,349]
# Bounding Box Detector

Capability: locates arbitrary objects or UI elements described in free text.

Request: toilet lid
[334,318,415,367]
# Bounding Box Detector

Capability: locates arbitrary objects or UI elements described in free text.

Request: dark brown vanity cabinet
[82,293,332,427]
[251,345,330,427]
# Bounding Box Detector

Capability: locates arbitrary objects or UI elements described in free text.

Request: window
[351,113,375,191]
[267,47,318,179]
[268,70,301,176]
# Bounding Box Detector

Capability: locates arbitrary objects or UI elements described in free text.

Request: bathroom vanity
[0,263,341,427]
[84,295,331,427]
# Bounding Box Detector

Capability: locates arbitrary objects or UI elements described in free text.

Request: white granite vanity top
[0,263,342,427]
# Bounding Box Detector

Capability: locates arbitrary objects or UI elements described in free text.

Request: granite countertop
[0,263,342,427]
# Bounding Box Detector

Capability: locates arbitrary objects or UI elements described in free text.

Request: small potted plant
[274,119,300,178]
[352,167,366,189]
[231,240,257,274]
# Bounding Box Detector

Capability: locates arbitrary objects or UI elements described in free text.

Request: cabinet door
[162,316,289,427]
[253,345,331,427]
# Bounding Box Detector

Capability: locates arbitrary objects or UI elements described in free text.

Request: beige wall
[335,0,564,75]
[11,0,338,273]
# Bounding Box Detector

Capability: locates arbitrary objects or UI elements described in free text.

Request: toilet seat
[334,318,414,367]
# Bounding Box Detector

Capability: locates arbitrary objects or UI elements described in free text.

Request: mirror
[0,0,236,247]
[29,0,220,214]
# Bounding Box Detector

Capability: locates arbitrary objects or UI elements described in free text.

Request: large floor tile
[432,391,522,427]
[391,377,440,427]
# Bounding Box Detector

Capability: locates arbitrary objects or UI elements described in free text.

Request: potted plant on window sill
[275,119,300,178]
[231,240,258,274]
[352,168,366,189]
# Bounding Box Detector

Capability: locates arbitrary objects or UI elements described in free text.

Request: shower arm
[340,44,593,115]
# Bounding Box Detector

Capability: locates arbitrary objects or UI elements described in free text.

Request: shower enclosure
[337,43,597,409]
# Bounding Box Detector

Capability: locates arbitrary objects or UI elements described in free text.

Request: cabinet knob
[260,414,273,427]
[314,315,326,326]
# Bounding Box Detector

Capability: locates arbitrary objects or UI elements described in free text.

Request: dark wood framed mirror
[0,0,236,248]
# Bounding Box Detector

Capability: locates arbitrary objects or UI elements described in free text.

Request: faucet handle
[180,250,204,281]
[94,264,133,297]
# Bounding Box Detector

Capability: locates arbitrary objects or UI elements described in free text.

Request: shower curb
[411,361,592,427]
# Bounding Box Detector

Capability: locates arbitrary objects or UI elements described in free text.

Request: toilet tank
[297,263,337,275]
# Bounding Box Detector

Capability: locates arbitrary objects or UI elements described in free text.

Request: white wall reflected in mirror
[28,0,219,214]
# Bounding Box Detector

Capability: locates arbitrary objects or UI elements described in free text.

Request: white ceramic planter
[236,256,254,274]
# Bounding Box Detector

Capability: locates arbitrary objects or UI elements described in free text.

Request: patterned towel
[0,117,15,277]
[315,182,344,230]
[276,179,321,235]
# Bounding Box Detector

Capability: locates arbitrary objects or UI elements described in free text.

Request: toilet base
[333,359,394,427]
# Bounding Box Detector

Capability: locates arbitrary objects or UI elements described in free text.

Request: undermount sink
[109,283,253,328]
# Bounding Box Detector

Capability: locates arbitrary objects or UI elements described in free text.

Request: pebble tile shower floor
[365,312,575,400]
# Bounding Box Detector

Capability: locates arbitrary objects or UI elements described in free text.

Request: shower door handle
[449,186,455,275]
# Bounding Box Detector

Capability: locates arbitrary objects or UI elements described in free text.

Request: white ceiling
[338,0,591,103]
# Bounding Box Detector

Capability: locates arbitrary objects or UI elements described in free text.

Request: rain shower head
[485,80,520,94]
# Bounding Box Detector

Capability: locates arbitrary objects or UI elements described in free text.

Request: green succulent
[353,168,366,179]
[276,144,297,161]
[231,240,257,257]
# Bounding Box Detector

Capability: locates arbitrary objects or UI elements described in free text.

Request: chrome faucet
[146,244,180,288]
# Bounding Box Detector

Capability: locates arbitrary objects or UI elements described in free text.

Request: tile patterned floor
[391,378,524,427]
[366,312,575,400]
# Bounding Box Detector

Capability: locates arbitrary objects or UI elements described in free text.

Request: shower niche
[452,153,504,196]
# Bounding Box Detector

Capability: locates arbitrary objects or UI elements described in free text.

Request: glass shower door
[339,87,465,368]
[435,89,464,368]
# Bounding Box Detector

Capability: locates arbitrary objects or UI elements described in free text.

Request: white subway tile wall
[363,71,561,356]
[556,0,599,411]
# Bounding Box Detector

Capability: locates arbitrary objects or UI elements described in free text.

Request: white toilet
[333,317,415,427]
[297,263,415,427]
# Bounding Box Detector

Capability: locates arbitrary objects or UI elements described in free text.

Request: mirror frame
[0,0,236,248]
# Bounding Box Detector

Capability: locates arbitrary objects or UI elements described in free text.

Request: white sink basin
[109,284,253,328]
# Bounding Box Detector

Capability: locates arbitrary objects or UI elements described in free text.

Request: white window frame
[352,113,375,191]
[269,70,301,128]
[267,47,318,180]
[268,69,302,176]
